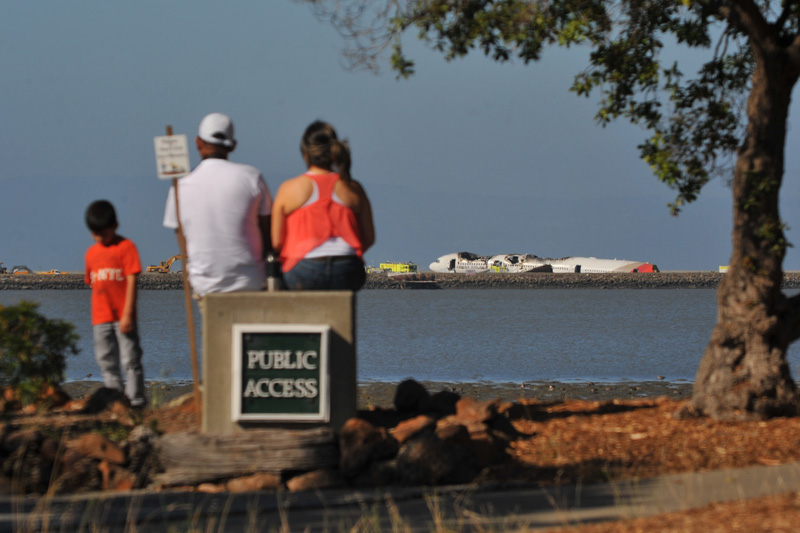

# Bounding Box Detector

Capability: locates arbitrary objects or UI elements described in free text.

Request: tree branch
[774,0,798,31]
[715,0,777,55]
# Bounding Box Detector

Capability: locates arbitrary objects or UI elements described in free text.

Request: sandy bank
[62,378,693,410]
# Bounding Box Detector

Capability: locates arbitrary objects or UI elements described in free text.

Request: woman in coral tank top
[272,121,375,290]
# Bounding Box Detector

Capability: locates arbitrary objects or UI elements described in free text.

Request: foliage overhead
[0,301,79,404]
[304,0,797,213]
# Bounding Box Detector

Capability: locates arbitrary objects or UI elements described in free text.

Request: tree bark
[688,50,800,420]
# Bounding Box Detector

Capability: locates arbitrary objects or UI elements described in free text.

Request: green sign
[231,324,330,422]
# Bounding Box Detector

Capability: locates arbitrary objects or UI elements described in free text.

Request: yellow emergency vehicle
[379,262,419,273]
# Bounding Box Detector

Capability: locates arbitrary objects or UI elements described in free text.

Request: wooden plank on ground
[154,427,338,486]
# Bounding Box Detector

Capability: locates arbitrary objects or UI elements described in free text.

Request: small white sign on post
[154,134,191,179]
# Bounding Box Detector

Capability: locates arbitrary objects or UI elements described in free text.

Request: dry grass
[553,491,800,532]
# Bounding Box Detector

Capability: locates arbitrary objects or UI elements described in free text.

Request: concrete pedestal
[201,291,356,434]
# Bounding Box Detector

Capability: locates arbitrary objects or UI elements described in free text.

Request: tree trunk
[688,51,799,420]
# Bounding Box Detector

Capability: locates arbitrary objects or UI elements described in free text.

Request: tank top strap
[304,173,339,203]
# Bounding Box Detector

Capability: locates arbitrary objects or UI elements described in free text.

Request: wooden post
[167,125,202,424]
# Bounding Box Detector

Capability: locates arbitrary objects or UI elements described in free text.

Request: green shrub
[0,301,79,404]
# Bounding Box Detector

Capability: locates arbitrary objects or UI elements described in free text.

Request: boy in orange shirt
[84,200,145,408]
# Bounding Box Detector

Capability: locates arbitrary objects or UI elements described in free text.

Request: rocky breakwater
[0,273,184,291]
[367,271,800,289]
[6,271,800,291]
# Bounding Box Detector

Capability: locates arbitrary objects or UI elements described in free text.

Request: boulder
[339,418,398,478]
[395,433,453,485]
[286,469,346,492]
[124,425,160,488]
[69,433,125,465]
[393,379,431,413]
[226,472,281,493]
[82,387,130,414]
[2,430,56,494]
[427,390,460,417]
[391,415,436,445]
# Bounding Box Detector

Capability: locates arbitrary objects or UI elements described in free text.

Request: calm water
[3,289,800,384]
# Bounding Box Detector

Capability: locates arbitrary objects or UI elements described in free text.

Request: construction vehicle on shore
[10,265,33,275]
[146,255,182,273]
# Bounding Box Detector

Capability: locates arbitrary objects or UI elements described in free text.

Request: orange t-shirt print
[84,239,141,325]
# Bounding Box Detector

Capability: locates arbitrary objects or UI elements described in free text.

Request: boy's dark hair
[85,200,118,233]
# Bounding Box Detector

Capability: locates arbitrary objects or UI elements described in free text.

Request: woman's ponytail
[331,138,352,183]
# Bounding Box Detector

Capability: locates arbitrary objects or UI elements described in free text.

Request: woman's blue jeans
[282,256,366,291]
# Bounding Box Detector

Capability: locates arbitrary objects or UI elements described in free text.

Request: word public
[246,350,318,370]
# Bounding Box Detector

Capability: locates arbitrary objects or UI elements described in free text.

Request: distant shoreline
[62,379,695,409]
[5,271,800,290]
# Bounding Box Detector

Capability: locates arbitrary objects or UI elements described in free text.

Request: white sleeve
[163,186,178,229]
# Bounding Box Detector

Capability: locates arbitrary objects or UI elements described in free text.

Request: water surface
[3,289,799,384]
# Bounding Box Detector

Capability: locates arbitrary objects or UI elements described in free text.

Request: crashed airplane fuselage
[429,252,659,274]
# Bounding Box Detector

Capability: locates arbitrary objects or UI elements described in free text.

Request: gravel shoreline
[62,378,694,410]
[3,271,800,291]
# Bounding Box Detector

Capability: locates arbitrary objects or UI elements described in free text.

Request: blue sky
[2,1,800,273]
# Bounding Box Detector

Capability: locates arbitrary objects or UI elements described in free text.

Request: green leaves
[388,0,759,213]
[0,301,79,405]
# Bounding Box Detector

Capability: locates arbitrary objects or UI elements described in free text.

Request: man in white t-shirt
[163,113,272,296]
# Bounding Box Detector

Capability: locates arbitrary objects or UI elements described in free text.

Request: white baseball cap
[198,113,236,148]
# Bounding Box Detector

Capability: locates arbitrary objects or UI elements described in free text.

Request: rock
[428,390,460,417]
[395,433,453,485]
[433,422,482,483]
[1,387,18,403]
[0,424,12,451]
[98,460,137,491]
[125,425,160,488]
[338,418,398,478]
[286,469,346,492]
[196,482,226,493]
[0,387,21,412]
[2,430,55,494]
[456,397,500,424]
[356,407,403,429]
[393,379,430,413]
[359,458,401,487]
[226,472,281,493]
[435,423,472,447]
[467,430,510,470]
[53,452,102,494]
[70,433,125,465]
[391,415,436,445]
[82,387,130,414]
[165,392,196,412]
[37,383,71,409]
[127,424,159,447]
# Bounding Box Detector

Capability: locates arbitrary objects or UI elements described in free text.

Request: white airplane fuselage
[429,252,658,274]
